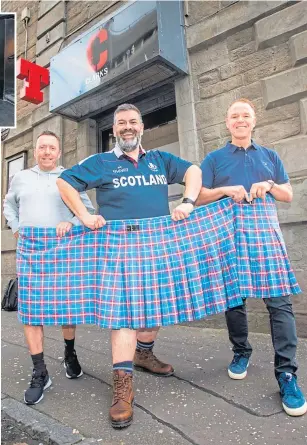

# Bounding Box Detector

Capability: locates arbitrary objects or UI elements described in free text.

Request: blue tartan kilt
[16,196,301,329]
[234,196,301,299]
[17,198,242,328]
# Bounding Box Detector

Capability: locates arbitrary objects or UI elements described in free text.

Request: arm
[270,182,293,203]
[196,187,226,205]
[70,191,95,225]
[196,153,220,205]
[249,151,293,203]
[172,165,202,221]
[56,189,96,237]
[196,153,249,205]
[157,151,201,220]
[3,175,20,236]
[182,165,202,202]
[196,185,250,205]
[271,150,292,202]
[249,181,293,203]
[57,155,106,229]
[56,178,105,230]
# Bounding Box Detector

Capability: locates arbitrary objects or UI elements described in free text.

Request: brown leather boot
[134,349,174,376]
[109,370,134,429]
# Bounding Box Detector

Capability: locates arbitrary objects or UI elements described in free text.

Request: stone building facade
[1,1,306,335]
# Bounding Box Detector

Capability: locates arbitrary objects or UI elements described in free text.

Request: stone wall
[183,0,307,336]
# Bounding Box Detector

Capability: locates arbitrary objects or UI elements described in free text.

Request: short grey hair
[113,103,143,124]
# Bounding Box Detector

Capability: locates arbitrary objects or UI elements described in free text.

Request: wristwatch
[182,197,196,205]
[266,180,275,190]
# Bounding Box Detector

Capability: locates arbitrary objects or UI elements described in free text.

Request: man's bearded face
[113,110,144,153]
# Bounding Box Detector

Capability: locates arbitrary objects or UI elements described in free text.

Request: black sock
[137,340,154,351]
[31,352,46,372]
[64,338,75,354]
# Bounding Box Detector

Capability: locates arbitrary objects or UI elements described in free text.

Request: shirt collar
[113,143,146,159]
[227,140,258,153]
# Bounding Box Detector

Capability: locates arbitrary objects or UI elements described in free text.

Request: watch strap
[182,197,196,205]
[266,180,275,190]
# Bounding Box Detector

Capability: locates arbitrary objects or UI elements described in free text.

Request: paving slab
[2,412,49,445]
[2,397,84,445]
[2,312,307,445]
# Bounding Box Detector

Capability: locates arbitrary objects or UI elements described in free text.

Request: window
[6,152,27,191]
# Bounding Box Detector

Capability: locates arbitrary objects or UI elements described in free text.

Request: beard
[116,133,142,153]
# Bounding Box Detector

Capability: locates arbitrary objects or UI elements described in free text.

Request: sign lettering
[87,29,108,72]
[17,58,50,104]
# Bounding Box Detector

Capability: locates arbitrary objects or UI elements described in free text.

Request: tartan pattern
[234,196,301,299]
[16,196,300,328]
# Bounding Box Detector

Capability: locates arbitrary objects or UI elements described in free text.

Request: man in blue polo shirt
[57,103,202,428]
[197,98,306,417]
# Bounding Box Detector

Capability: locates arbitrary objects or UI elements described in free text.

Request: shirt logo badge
[148,163,158,171]
[113,165,128,174]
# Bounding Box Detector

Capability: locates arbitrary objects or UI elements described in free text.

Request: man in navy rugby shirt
[57,103,202,428]
[197,98,306,417]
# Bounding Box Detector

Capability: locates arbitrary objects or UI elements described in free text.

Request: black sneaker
[24,369,52,405]
[64,349,83,379]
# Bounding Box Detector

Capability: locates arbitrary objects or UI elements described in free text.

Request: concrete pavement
[2,312,307,445]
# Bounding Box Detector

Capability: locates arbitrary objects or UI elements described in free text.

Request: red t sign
[16,58,50,104]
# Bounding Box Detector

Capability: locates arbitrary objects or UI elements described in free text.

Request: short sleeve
[200,154,215,188]
[272,151,289,184]
[59,155,104,191]
[157,151,192,184]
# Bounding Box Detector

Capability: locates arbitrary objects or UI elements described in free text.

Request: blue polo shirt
[60,145,192,220]
[201,141,289,191]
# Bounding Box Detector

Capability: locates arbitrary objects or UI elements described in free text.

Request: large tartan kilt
[17,196,300,328]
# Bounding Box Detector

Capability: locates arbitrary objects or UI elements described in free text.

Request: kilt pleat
[234,198,301,299]
[17,196,301,328]
[91,198,240,329]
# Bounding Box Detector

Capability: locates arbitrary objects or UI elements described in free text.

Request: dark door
[0,20,4,99]
[3,17,15,102]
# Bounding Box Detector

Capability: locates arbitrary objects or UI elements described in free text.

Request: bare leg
[137,327,159,342]
[24,325,44,354]
[111,328,137,363]
[61,325,76,340]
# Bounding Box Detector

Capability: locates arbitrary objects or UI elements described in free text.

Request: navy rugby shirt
[60,145,192,220]
[201,140,289,191]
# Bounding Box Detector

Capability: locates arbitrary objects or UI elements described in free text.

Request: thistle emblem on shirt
[148,163,158,171]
